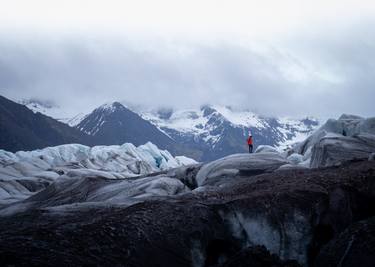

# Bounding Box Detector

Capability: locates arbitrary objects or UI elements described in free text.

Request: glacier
[0,115,375,266]
[0,142,197,206]
[288,114,375,168]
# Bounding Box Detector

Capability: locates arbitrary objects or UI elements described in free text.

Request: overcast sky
[0,0,374,118]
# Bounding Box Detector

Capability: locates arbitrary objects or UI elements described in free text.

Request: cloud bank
[0,1,374,118]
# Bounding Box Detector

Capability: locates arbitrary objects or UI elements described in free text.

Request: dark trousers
[248,144,253,153]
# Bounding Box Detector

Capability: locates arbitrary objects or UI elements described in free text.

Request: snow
[212,105,268,128]
[140,105,320,150]
[20,99,320,152]
[95,102,128,115]
[142,106,269,135]
[141,109,209,136]
[98,103,118,112]
[143,105,316,135]
[77,102,133,135]
[140,108,228,146]
[64,113,87,127]
[20,100,128,128]
[276,116,320,151]
[20,99,83,125]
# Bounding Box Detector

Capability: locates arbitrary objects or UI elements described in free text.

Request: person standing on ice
[247,132,253,153]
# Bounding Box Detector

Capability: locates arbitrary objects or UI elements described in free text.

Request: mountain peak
[76,101,176,148]
[97,102,127,113]
[200,105,217,117]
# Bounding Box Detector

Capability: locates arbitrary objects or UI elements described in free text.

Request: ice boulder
[290,115,375,168]
[175,156,198,166]
[287,153,304,165]
[196,153,288,187]
[137,142,180,170]
[310,134,375,168]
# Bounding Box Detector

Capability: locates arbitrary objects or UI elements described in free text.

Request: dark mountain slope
[0,95,93,152]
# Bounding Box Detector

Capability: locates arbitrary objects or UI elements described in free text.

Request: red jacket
[247,136,253,145]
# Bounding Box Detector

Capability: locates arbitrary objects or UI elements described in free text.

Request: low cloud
[0,29,374,118]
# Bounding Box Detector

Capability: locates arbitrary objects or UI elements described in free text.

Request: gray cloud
[0,30,374,118]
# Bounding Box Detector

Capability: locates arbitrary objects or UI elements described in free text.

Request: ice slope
[0,142,197,205]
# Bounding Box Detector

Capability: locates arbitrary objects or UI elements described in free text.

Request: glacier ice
[254,145,280,154]
[0,142,196,205]
[195,152,288,187]
[290,115,375,168]
[287,153,304,165]
[245,115,375,170]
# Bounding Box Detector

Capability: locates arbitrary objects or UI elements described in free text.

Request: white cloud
[1,0,375,40]
[0,1,374,118]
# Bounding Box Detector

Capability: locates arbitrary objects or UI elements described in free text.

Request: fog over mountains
[14,97,319,161]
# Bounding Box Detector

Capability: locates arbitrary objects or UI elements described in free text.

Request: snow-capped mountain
[76,102,175,145]
[140,105,318,151]
[74,102,201,158]
[74,102,319,161]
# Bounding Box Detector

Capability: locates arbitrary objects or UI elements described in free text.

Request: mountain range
[0,96,319,160]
